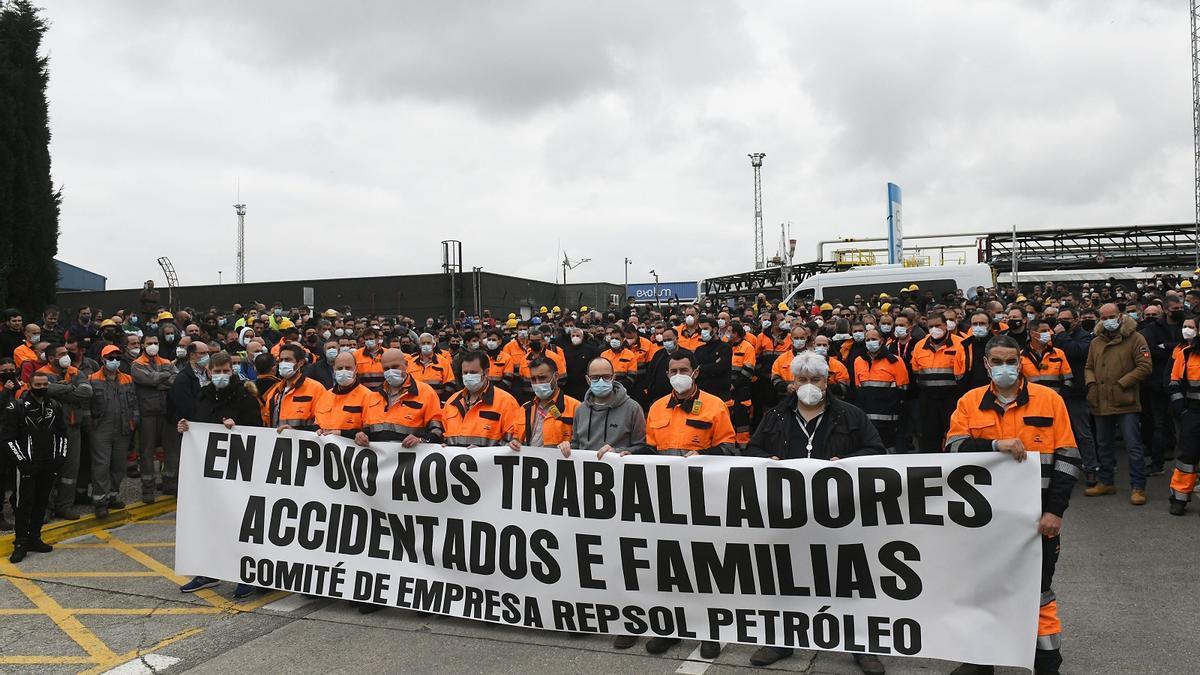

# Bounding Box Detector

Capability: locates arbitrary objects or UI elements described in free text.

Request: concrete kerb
[0,497,177,557]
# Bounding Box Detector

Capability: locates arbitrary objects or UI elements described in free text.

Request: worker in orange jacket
[262,344,328,431]
[1020,320,1073,395]
[442,351,523,447]
[910,311,966,452]
[945,334,1080,675]
[728,322,757,447]
[852,328,910,450]
[600,326,641,392]
[509,329,566,404]
[364,349,445,446]
[510,357,579,452]
[795,334,851,398]
[1168,323,1200,514]
[407,333,456,401]
[615,347,731,661]
[314,351,382,444]
[353,328,385,391]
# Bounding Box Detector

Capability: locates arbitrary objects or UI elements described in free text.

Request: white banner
[176,424,1041,668]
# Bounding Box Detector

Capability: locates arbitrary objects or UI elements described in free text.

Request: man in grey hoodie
[563,356,646,651]
[565,357,646,460]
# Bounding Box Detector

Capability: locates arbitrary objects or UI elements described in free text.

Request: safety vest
[910,335,965,392]
[354,348,385,391]
[314,383,381,437]
[442,382,522,447]
[1020,346,1073,392]
[945,380,1082,512]
[407,350,455,398]
[262,374,327,429]
[676,327,703,352]
[1168,343,1200,406]
[363,375,445,442]
[852,352,910,424]
[519,390,579,447]
[644,388,736,456]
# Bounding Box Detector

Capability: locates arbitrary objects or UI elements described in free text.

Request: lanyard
[794,413,822,456]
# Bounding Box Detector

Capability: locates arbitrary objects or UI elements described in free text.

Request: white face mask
[384,368,405,387]
[462,372,485,392]
[717,319,727,328]
[334,369,355,386]
[58,355,72,368]
[175,347,187,359]
[145,344,159,357]
[929,327,946,340]
[1038,331,1052,344]
[813,346,828,357]
[609,338,622,350]
[420,344,433,355]
[335,328,345,337]
[570,336,583,346]
[972,325,989,338]
[946,320,957,331]
[880,324,893,334]
[325,348,338,361]
[129,347,141,358]
[796,383,824,406]
[365,339,377,350]
[277,361,296,378]
[685,315,696,326]
[669,373,694,394]
[700,329,712,342]
[484,339,499,351]
[894,326,908,338]
[1185,327,1198,340]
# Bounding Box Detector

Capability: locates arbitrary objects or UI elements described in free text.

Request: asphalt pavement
[0,450,1196,675]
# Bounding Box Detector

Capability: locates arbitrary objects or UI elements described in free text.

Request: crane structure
[1192,0,1200,267]
[156,256,179,311]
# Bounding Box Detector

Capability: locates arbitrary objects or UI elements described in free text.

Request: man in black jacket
[743,350,885,675]
[694,316,731,399]
[1139,299,1183,475]
[1052,307,1098,485]
[176,351,261,598]
[161,341,211,495]
[4,372,69,563]
[559,326,599,402]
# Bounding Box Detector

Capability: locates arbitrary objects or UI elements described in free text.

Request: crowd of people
[3,274,1198,675]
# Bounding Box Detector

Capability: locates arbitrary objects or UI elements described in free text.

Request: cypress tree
[0,0,61,315]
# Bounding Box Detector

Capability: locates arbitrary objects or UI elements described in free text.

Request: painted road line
[91,530,232,610]
[0,498,177,556]
[261,592,317,613]
[0,656,95,665]
[674,643,725,675]
[0,558,119,662]
[80,628,203,675]
[99,653,181,675]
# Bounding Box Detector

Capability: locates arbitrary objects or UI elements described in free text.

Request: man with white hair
[744,350,885,673]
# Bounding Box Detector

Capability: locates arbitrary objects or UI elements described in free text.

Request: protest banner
[176,423,1042,668]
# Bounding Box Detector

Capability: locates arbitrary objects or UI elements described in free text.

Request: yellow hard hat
[156,311,174,321]
[277,318,295,329]
[322,308,338,318]
[1016,295,1026,302]
[539,306,548,313]
[777,301,789,311]
[505,318,518,328]
[881,302,892,312]
[99,318,117,328]
[1183,280,1194,289]
[507,313,516,320]
[820,302,833,311]
[879,292,890,299]
[1194,268,1200,276]
[909,284,920,291]
[580,306,589,312]
[552,306,560,313]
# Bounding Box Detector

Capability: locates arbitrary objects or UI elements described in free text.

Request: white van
[784,263,995,306]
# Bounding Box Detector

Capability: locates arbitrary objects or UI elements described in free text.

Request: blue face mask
[989,364,1020,388]
[589,378,614,397]
[211,373,231,389]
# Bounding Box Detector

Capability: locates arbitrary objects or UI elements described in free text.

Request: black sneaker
[699,641,721,659]
[28,540,53,553]
[1169,498,1187,516]
[9,544,27,563]
[853,653,886,675]
[161,482,178,496]
[95,503,109,519]
[126,464,139,478]
[107,497,126,510]
[53,507,80,521]
[645,637,681,654]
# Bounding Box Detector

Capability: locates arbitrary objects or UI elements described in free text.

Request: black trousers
[1036,534,1063,673]
[1140,388,1174,469]
[917,394,957,453]
[13,463,58,544]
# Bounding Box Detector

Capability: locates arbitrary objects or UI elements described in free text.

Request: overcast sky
[42,0,1191,290]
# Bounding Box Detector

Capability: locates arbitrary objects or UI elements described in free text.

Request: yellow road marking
[0,656,96,665]
[56,541,174,549]
[0,608,48,614]
[128,519,176,525]
[77,627,204,675]
[21,571,161,579]
[230,589,289,612]
[0,559,118,662]
[71,606,224,616]
[92,530,231,610]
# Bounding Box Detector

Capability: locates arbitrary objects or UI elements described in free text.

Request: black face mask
[29,387,46,398]
[1008,319,1024,331]
[530,342,543,352]
[1080,319,1097,331]
[1171,310,1185,322]
[0,372,14,384]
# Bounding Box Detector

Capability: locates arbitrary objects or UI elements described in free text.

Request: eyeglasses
[588,375,614,382]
